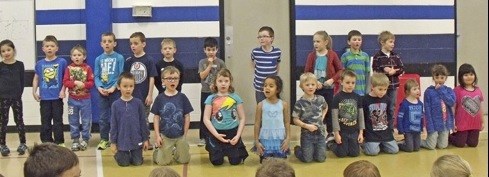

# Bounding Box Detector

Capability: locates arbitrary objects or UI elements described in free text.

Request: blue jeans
[98,91,120,140]
[295,131,326,162]
[399,132,421,152]
[387,88,398,120]
[68,98,92,141]
[363,140,399,156]
[114,148,143,166]
[331,131,360,158]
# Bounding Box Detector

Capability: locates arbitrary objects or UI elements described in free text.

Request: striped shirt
[251,46,281,91]
[341,50,370,96]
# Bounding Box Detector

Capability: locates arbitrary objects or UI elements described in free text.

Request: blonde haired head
[299,72,317,90]
[370,72,389,87]
[431,155,472,177]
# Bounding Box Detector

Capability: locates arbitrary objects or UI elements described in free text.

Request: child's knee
[211,158,224,166]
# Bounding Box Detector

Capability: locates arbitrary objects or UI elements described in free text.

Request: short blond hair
[299,72,317,87]
[378,31,395,44]
[343,160,381,177]
[256,158,295,177]
[149,167,180,177]
[370,72,389,87]
[162,66,180,79]
[161,38,176,48]
[431,155,472,177]
[404,79,419,95]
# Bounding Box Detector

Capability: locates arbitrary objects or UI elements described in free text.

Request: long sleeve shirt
[424,85,456,132]
[63,63,94,99]
[372,50,404,89]
[110,98,150,151]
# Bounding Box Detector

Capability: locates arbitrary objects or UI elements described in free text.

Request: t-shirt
[454,86,484,131]
[332,91,364,133]
[205,93,243,130]
[155,58,184,93]
[198,58,226,93]
[124,54,157,101]
[363,94,394,142]
[94,52,125,89]
[34,57,67,100]
[151,92,193,138]
[251,46,281,92]
[292,95,327,136]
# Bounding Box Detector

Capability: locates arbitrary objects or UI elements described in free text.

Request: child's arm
[84,67,95,89]
[437,86,456,107]
[203,105,228,143]
[109,103,118,153]
[139,101,150,151]
[393,57,404,76]
[304,52,314,73]
[371,54,383,73]
[357,107,365,143]
[199,59,213,80]
[397,102,406,134]
[424,91,434,132]
[32,74,40,102]
[62,67,76,89]
[93,58,108,96]
[145,77,154,106]
[329,52,345,86]
[230,104,246,145]
[281,101,291,152]
[184,113,190,137]
[331,108,342,144]
[480,102,485,131]
[153,115,162,148]
[59,85,66,99]
[254,102,265,154]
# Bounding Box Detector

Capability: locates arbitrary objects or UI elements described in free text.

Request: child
[421,64,455,150]
[304,30,344,142]
[198,37,226,146]
[362,73,398,156]
[0,39,27,156]
[341,30,370,96]
[292,73,328,163]
[155,38,184,93]
[24,143,81,177]
[110,72,150,166]
[329,70,365,158]
[450,63,484,147]
[343,160,381,177]
[431,155,473,177]
[251,26,282,103]
[372,31,405,120]
[397,79,424,152]
[203,68,248,165]
[253,76,290,163]
[255,158,295,177]
[94,32,125,150]
[63,45,94,151]
[149,167,181,177]
[32,35,67,146]
[152,66,193,165]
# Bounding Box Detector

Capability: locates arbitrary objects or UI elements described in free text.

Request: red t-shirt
[454,86,484,131]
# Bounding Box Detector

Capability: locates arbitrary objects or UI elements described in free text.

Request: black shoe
[1,145,10,156]
[17,143,28,155]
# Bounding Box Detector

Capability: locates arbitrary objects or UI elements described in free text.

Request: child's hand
[435,83,442,89]
[143,141,149,151]
[98,88,108,96]
[324,79,334,87]
[230,136,239,145]
[305,124,318,132]
[334,133,342,144]
[480,122,484,131]
[389,69,396,76]
[280,138,290,152]
[74,80,84,88]
[216,134,229,143]
[145,96,153,106]
[357,134,364,143]
[317,81,323,90]
[111,144,117,154]
[32,92,41,102]
[255,142,265,155]
[155,136,163,148]
[107,87,116,94]
[207,57,215,63]
[59,91,65,99]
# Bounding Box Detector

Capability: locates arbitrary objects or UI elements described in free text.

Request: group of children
[0,26,485,169]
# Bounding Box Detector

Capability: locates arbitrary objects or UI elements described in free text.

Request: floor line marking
[96,150,104,177]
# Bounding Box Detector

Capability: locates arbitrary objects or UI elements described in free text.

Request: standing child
[63,45,94,151]
[253,76,290,163]
[32,35,67,146]
[397,79,424,152]
[341,30,370,96]
[450,63,484,147]
[372,31,405,120]
[94,32,125,150]
[203,69,248,165]
[304,30,344,142]
[110,72,150,166]
[362,73,399,156]
[198,37,226,146]
[293,73,328,163]
[152,66,193,165]
[251,26,282,103]
[328,70,365,158]
[0,39,27,156]
[155,38,184,94]
[421,64,455,149]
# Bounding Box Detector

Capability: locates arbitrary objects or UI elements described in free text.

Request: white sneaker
[198,139,206,147]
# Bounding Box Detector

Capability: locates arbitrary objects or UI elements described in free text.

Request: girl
[304,30,344,142]
[253,76,290,163]
[63,45,94,151]
[397,79,424,152]
[203,68,248,165]
[421,64,455,150]
[449,63,484,147]
[0,39,27,156]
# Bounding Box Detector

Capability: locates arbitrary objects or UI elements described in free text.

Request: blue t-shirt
[124,54,157,101]
[94,52,125,89]
[205,93,243,130]
[151,92,193,138]
[35,57,67,100]
[397,98,424,133]
[251,47,281,92]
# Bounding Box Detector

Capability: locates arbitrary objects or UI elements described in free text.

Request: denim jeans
[40,99,64,144]
[68,98,92,141]
[421,130,449,149]
[98,91,120,141]
[363,140,399,155]
[399,132,421,152]
[331,131,360,158]
[295,131,326,162]
[114,148,143,166]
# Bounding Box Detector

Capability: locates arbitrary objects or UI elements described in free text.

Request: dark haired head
[117,72,136,86]
[431,64,449,77]
[264,75,283,99]
[347,30,362,41]
[458,63,478,88]
[204,37,218,49]
[130,32,146,43]
[24,143,79,177]
[43,35,58,46]
[102,32,117,41]
[0,39,16,52]
[259,26,275,37]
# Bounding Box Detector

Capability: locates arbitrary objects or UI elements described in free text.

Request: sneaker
[0,145,10,156]
[58,143,66,148]
[97,140,110,150]
[17,143,28,155]
[71,142,80,151]
[79,140,88,151]
[198,139,206,147]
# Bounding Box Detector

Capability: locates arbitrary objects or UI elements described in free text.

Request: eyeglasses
[256,35,272,39]
[163,77,179,82]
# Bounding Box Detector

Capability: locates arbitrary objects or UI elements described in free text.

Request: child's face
[215,75,230,93]
[301,79,317,96]
[341,76,356,93]
[162,72,180,92]
[71,49,86,65]
[42,41,58,58]
[59,164,81,177]
[257,30,273,46]
[462,72,476,86]
[409,85,421,98]
[347,35,362,51]
[313,34,328,52]
[100,35,116,53]
[263,78,279,99]
[130,37,146,55]
[204,47,218,59]
[381,39,395,52]
[0,45,14,60]
[118,78,135,98]
[433,75,447,85]
[371,85,388,98]
[161,43,176,59]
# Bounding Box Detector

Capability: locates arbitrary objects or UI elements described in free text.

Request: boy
[293,72,328,163]
[32,35,67,146]
[155,38,184,93]
[343,160,381,177]
[362,73,399,156]
[94,32,125,150]
[124,32,157,116]
[251,26,282,103]
[329,70,365,157]
[152,66,193,165]
[24,143,81,177]
[110,72,150,167]
[372,31,404,120]
[197,37,226,146]
[341,30,370,96]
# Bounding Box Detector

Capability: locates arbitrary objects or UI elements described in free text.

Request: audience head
[148,167,181,177]
[24,143,80,177]
[431,155,473,177]
[256,158,295,177]
[343,160,381,177]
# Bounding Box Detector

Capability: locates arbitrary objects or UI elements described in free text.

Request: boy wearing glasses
[151,66,193,165]
[251,26,282,103]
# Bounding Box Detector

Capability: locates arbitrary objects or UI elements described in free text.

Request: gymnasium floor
[1,125,487,177]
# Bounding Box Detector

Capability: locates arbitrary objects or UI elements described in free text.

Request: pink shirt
[454,86,484,131]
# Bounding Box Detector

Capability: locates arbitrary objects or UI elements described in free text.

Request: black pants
[40,99,64,144]
[0,98,26,145]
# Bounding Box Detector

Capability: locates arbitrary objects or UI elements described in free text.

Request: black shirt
[0,61,24,99]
